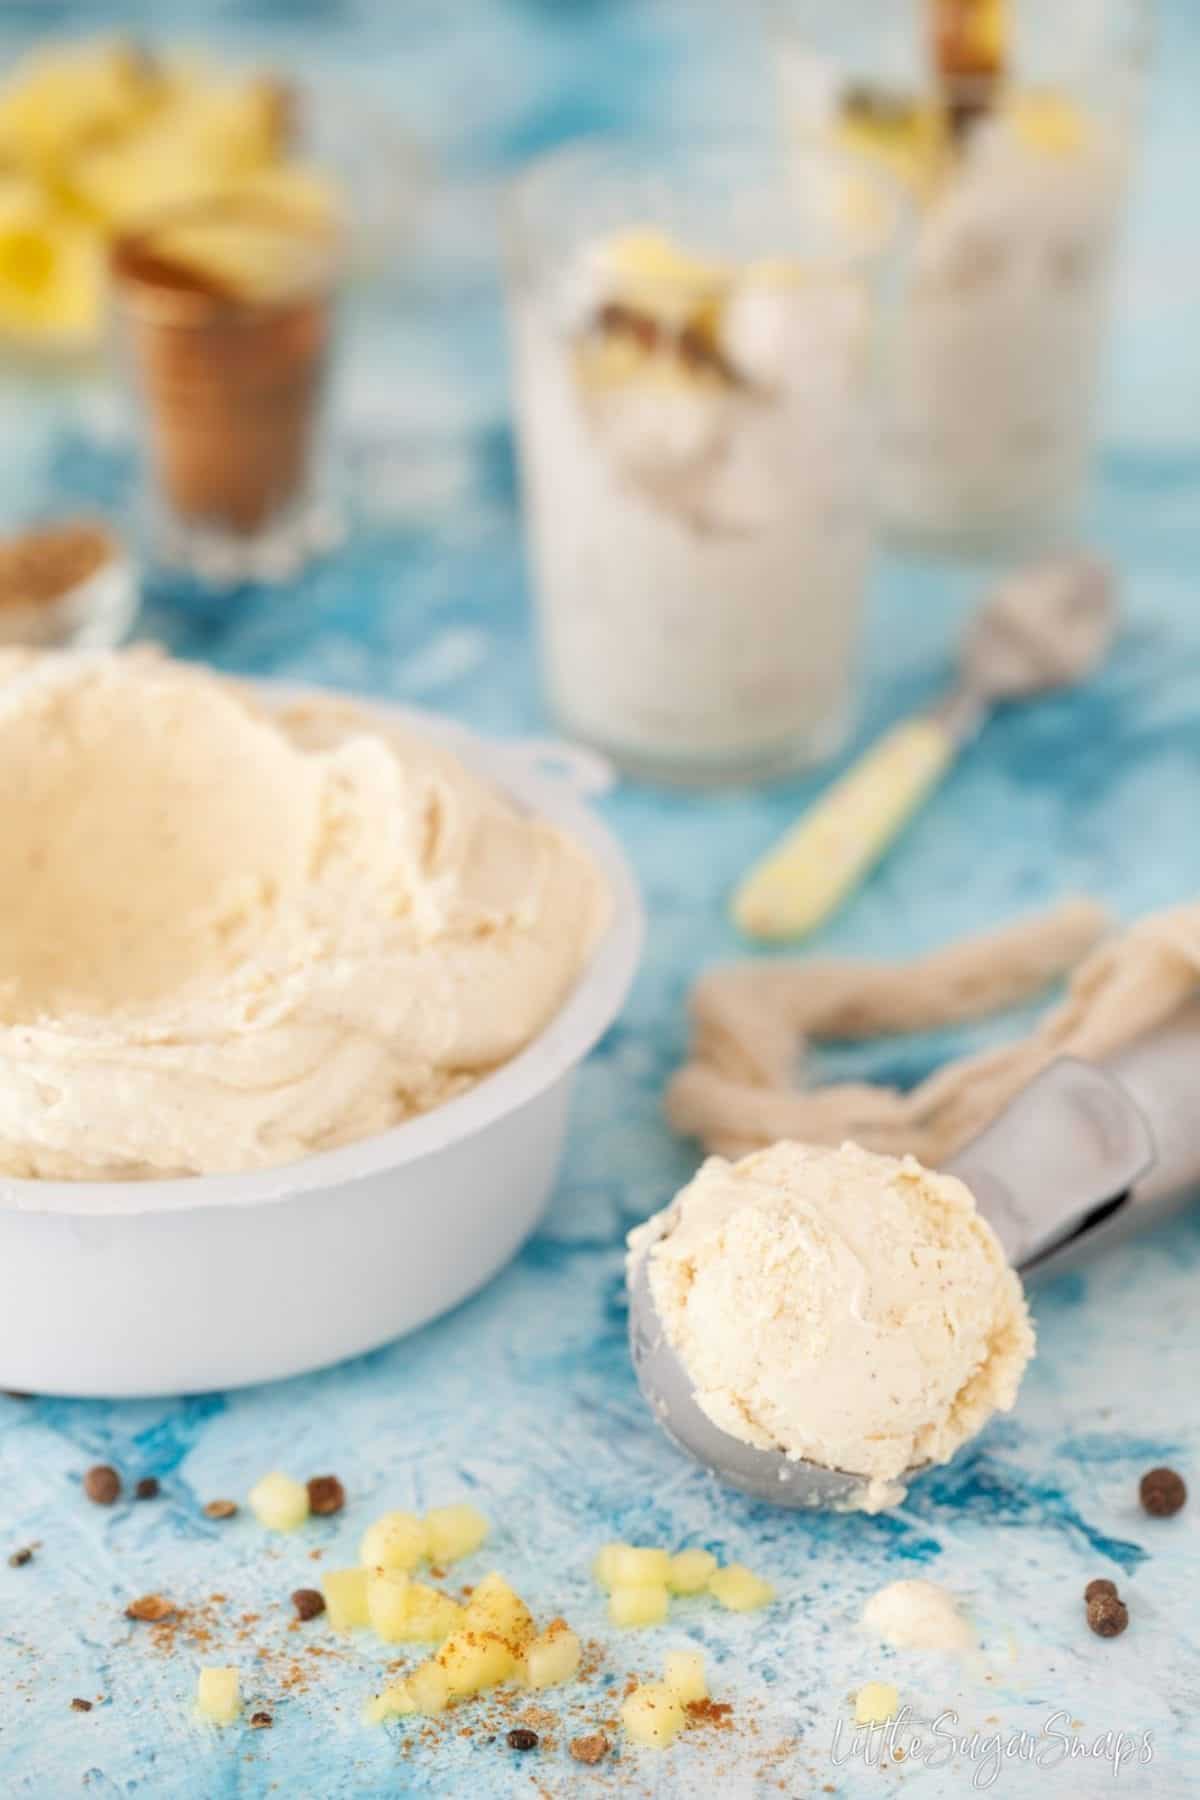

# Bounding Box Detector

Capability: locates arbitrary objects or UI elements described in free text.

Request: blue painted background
[1,2,1199,1794]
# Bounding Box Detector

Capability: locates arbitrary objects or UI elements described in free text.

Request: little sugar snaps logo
[831,1706,1154,1789]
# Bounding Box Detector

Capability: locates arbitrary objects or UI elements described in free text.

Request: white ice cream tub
[0,694,644,1398]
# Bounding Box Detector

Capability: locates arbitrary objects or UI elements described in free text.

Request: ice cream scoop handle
[731,717,958,942]
[944,1058,1156,1270]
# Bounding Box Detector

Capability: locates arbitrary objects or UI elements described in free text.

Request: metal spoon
[732,554,1116,943]
[629,1048,1169,1509]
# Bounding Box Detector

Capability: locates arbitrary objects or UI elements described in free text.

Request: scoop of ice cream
[863,1578,974,1651]
[0,648,610,1178]
[628,1140,1034,1509]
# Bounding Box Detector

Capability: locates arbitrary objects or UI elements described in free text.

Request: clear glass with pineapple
[507,136,906,784]
[773,0,1149,552]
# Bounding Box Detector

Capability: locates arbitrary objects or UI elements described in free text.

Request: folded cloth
[666,899,1200,1165]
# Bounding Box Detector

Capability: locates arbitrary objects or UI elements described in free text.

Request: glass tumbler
[111,195,343,586]
[506,139,906,785]
[774,0,1149,554]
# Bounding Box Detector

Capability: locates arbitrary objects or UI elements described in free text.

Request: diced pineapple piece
[323,1566,369,1632]
[609,1545,671,1587]
[667,1549,717,1595]
[462,1573,534,1649]
[141,211,330,306]
[0,41,157,172]
[424,1502,489,1564]
[1009,92,1089,160]
[366,1566,411,1642]
[195,1666,240,1725]
[406,1659,452,1715]
[369,1579,463,1644]
[708,1564,774,1612]
[248,1470,309,1532]
[365,1660,452,1723]
[360,1509,429,1572]
[621,1681,686,1749]
[0,181,104,346]
[229,163,342,232]
[663,1649,707,1705]
[435,1628,515,1697]
[609,1583,670,1628]
[855,1681,899,1725]
[363,1681,408,1725]
[521,1619,581,1690]
[835,95,948,200]
[597,229,729,331]
[592,1542,629,1589]
[405,1583,464,1643]
[601,228,724,290]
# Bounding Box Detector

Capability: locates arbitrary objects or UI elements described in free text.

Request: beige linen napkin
[666,899,1200,1164]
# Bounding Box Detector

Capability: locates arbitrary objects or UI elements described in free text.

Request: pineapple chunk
[0,180,104,346]
[597,229,728,331]
[405,1659,452,1715]
[360,1509,429,1572]
[835,95,948,201]
[248,1471,309,1532]
[667,1549,717,1595]
[424,1503,489,1564]
[609,1545,671,1587]
[708,1564,774,1612]
[368,1579,463,1644]
[1008,92,1090,160]
[364,1682,406,1726]
[195,1666,240,1725]
[664,1649,707,1705]
[366,1566,411,1642]
[229,163,341,231]
[0,42,157,172]
[610,1583,670,1628]
[435,1628,515,1697]
[592,1542,629,1589]
[323,1566,369,1632]
[855,1681,900,1726]
[621,1681,686,1749]
[521,1619,581,1690]
[462,1573,534,1649]
[365,1660,451,1722]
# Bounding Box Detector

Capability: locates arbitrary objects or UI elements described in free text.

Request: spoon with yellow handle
[732,554,1115,942]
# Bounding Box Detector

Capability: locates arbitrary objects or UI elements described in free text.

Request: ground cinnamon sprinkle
[125,1595,175,1623]
[569,1732,610,1765]
[686,1697,734,1731]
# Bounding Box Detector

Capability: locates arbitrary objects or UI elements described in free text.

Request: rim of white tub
[0,688,644,1219]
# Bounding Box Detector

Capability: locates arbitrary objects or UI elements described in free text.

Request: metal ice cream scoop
[733,554,1117,943]
[629,1008,1200,1508]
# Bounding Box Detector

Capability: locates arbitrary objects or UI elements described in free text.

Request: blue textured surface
[2,3,1200,1795]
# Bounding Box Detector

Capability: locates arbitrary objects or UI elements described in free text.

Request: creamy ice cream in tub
[0,651,642,1396]
[507,139,906,783]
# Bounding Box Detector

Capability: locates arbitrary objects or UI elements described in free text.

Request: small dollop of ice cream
[628,1140,1034,1510]
[863,1578,974,1652]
